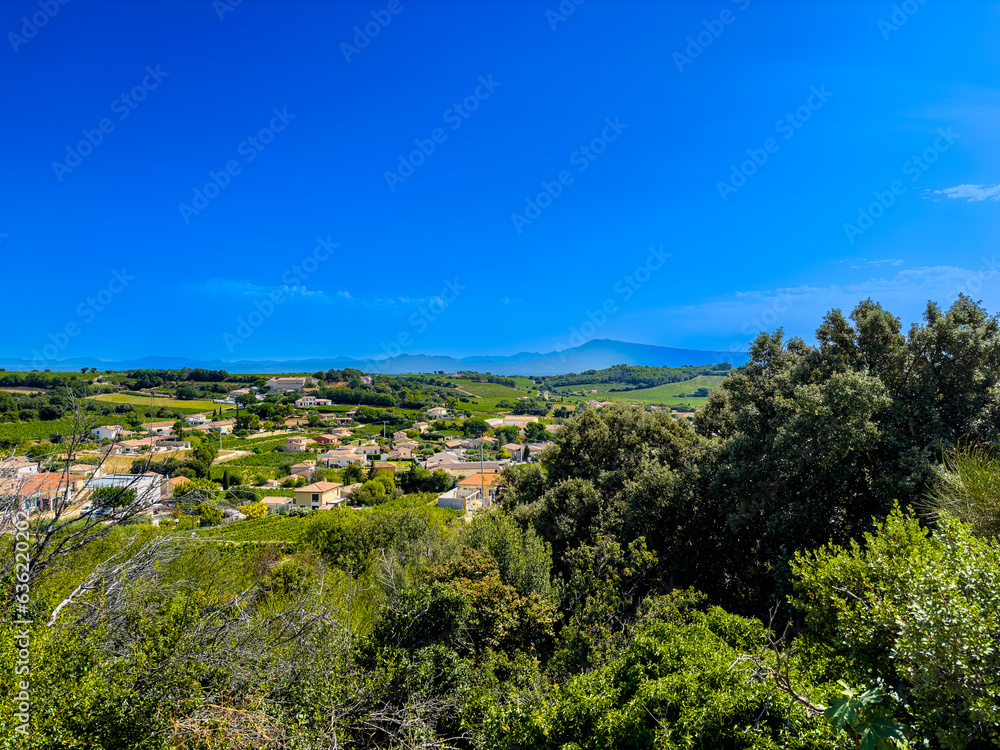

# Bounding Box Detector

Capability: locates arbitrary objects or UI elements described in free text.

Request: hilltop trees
[695,295,1000,611]
[501,296,1000,615]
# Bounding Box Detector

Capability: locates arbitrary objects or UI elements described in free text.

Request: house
[293,482,344,510]
[184,414,209,426]
[0,456,39,477]
[484,418,504,428]
[150,438,192,451]
[502,443,525,461]
[0,472,82,512]
[373,462,397,476]
[385,448,413,461]
[444,439,464,450]
[426,407,448,418]
[438,460,505,474]
[437,486,484,511]
[332,416,353,426]
[359,375,372,385]
[357,445,383,458]
[91,424,127,441]
[458,472,501,505]
[167,476,190,497]
[526,442,553,461]
[502,416,539,427]
[289,461,315,478]
[340,482,363,500]
[212,419,236,435]
[111,439,154,456]
[83,472,164,506]
[323,427,353,438]
[295,396,333,407]
[465,436,497,449]
[266,377,308,392]
[319,452,367,469]
[424,450,463,465]
[412,422,430,433]
[67,464,97,478]
[545,423,563,433]
[393,440,419,451]
[392,430,409,442]
[142,420,176,436]
[261,496,291,513]
[314,434,341,445]
[284,436,312,453]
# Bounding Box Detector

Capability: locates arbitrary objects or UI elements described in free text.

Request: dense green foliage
[4,297,1000,748]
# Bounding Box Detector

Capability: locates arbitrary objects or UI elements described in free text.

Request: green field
[90,393,225,415]
[0,413,123,443]
[551,374,727,406]
[443,380,528,399]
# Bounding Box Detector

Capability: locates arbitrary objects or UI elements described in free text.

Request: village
[0,372,566,522]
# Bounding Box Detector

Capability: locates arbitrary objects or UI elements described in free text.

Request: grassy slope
[90,393,224,415]
[550,374,729,408]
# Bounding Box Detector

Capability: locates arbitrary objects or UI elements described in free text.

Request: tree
[243,501,267,519]
[235,413,260,431]
[176,385,199,400]
[352,471,395,505]
[193,439,219,466]
[464,417,489,437]
[493,425,520,446]
[196,502,223,526]
[792,506,1000,747]
[523,421,547,441]
[342,462,364,485]
[235,392,257,409]
[90,486,138,509]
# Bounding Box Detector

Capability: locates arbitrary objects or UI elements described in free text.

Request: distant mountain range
[0,339,748,376]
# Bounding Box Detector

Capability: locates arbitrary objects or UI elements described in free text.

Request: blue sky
[2,0,999,364]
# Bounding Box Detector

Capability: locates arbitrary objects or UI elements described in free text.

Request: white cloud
[933,184,1000,202]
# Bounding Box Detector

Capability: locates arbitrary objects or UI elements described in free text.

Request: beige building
[293,481,344,510]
